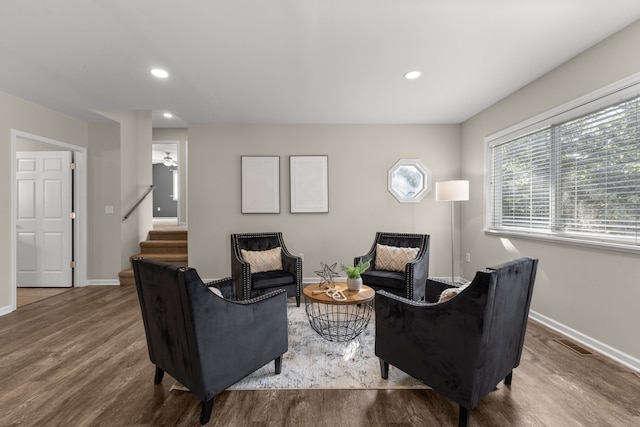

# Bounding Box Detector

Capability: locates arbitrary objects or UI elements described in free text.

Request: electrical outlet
[299,253,304,261]
[465,253,471,263]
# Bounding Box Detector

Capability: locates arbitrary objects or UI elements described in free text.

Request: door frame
[152,140,180,222]
[10,130,88,310]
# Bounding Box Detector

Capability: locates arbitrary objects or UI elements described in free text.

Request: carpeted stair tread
[148,230,187,241]
[119,227,189,285]
[118,268,135,286]
[129,253,188,264]
[139,240,187,254]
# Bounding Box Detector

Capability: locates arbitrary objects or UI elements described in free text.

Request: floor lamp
[435,180,469,285]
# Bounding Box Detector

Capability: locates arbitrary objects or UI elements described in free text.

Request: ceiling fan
[162,152,177,168]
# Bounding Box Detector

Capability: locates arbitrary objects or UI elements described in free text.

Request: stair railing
[123,185,155,221]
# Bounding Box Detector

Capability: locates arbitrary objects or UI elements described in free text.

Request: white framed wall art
[241,156,280,214]
[290,155,329,213]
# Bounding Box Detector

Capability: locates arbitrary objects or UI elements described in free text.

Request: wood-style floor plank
[1,286,639,426]
[16,287,71,308]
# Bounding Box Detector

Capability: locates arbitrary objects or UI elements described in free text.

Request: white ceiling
[1,1,640,127]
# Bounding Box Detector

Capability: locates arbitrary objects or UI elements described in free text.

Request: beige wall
[130,111,153,264]
[97,110,153,270]
[0,91,88,308]
[461,20,640,362]
[187,124,461,280]
[16,138,67,151]
[87,122,122,279]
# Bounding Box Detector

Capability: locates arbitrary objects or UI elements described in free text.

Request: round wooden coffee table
[302,282,375,342]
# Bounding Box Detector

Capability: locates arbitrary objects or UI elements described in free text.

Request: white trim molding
[529,310,640,373]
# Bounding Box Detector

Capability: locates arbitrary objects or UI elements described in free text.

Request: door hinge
[70,261,76,269]
[70,162,76,170]
[70,212,76,219]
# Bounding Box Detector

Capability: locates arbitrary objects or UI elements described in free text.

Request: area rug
[170,302,428,391]
[225,302,429,390]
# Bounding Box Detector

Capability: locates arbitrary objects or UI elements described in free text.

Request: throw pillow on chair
[241,247,283,273]
[374,244,419,272]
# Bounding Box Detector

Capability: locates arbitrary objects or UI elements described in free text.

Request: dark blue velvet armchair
[375,257,538,427]
[355,232,430,301]
[133,258,288,424]
[231,232,302,306]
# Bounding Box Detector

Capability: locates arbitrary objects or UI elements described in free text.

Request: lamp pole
[449,199,455,284]
[435,180,469,286]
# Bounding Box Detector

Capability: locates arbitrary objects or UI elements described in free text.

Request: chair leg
[379,358,389,379]
[504,370,513,385]
[296,295,300,307]
[154,366,164,384]
[200,398,214,425]
[275,356,282,374]
[458,406,469,427]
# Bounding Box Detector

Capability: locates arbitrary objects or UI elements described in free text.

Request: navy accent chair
[132,258,288,425]
[375,257,538,427]
[231,232,302,306]
[354,232,430,301]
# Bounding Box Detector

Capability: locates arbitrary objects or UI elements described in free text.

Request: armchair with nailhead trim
[375,257,538,427]
[354,232,430,301]
[133,258,288,424]
[231,232,302,306]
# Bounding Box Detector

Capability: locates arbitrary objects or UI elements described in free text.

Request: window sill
[483,229,640,255]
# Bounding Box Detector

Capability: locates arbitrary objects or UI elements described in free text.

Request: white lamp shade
[435,180,469,201]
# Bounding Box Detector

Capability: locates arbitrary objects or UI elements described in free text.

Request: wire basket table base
[305,301,373,342]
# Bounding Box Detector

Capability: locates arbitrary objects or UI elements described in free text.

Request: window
[486,76,640,252]
[172,169,179,202]
[387,159,432,203]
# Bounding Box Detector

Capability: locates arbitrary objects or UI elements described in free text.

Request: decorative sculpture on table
[314,261,339,289]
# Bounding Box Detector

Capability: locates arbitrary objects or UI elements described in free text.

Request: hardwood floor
[1,286,638,426]
[16,287,71,308]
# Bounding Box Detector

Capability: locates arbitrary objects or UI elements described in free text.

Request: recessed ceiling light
[150,68,169,79]
[404,70,421,80]
[163,112,173,118]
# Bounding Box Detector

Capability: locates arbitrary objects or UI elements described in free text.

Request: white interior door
[16,151,73,287]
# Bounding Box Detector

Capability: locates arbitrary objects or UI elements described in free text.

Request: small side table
[303,282,375,342]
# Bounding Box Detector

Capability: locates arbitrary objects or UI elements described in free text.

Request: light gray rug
[226,302,429,390]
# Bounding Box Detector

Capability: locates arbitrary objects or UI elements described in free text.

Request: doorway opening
[152,141,179,226]
[10,130,87,312]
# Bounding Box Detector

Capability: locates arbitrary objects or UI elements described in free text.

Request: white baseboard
[529,310,640,373]
[85,279,120,286]
[0,304,13,316]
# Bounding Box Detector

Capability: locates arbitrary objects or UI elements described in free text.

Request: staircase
[118,229,188,285]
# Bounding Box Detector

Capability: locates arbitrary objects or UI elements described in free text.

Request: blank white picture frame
[290,155,328,213]
[241,156,280,214]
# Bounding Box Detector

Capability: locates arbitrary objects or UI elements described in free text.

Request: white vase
[347,277,363,291]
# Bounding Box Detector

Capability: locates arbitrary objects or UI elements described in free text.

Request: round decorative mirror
[387,159,432,203]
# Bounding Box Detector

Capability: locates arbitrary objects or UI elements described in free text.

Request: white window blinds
[487,93,640,249]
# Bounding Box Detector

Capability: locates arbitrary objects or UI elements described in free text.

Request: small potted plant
[342,260,371,291]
